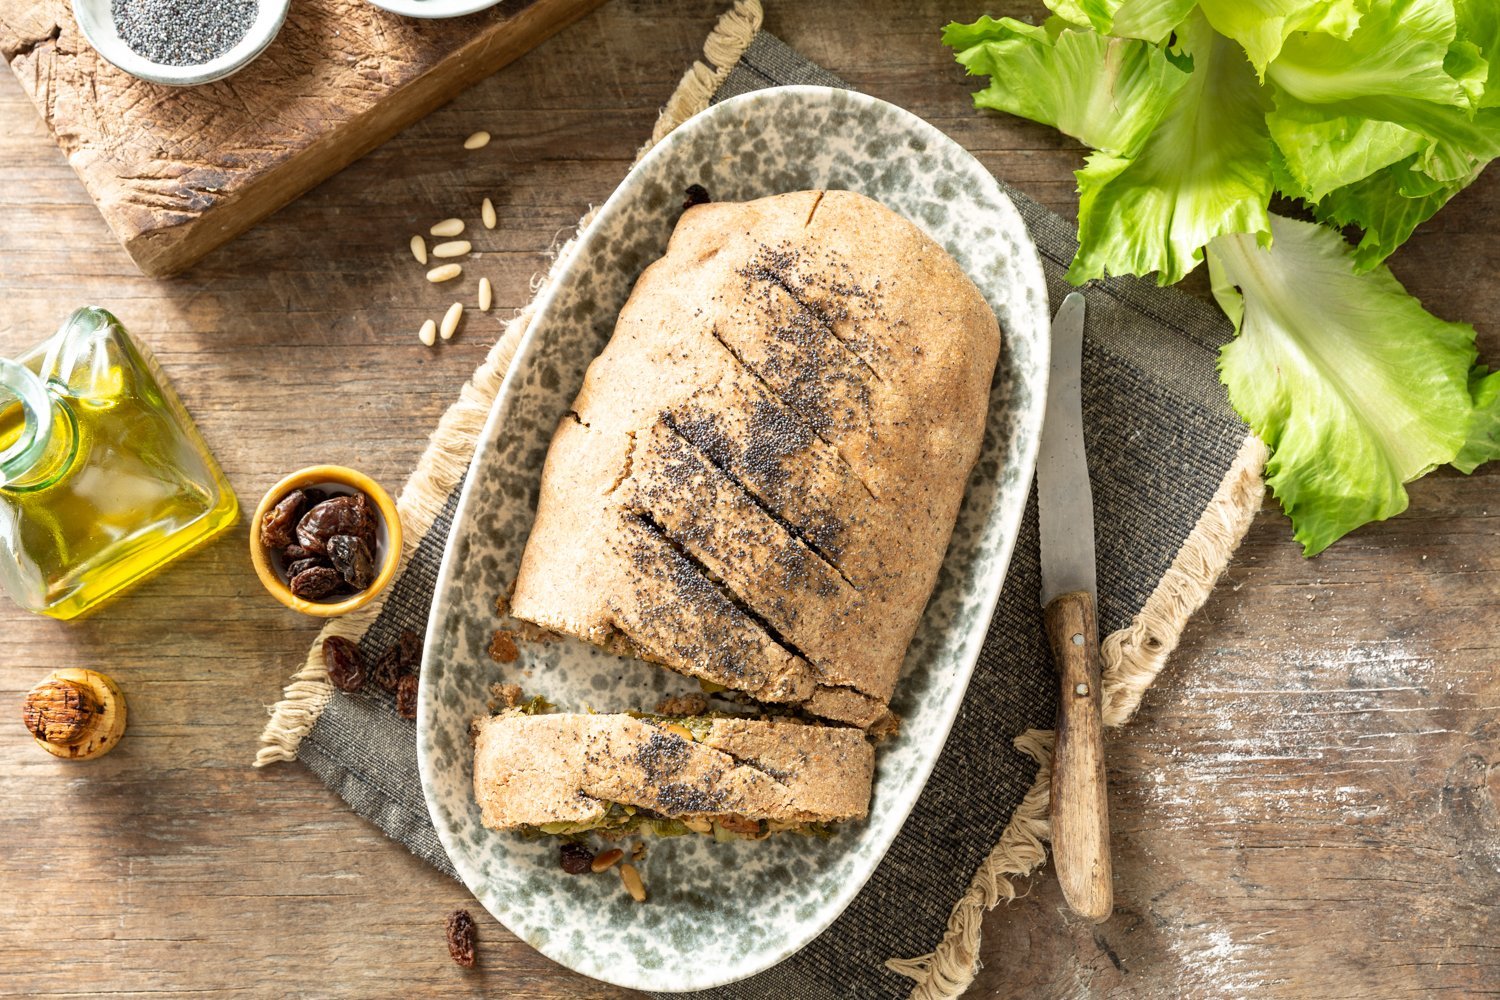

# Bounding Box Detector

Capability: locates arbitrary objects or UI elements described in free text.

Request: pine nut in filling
[426,264,461,283]
[410,235,427,264]
[440,302,463,341]
[432,240,471,258]
[463,131,491,150]
[590,848,624,873]
[478,277,493,312]
[619,863,647,902]
[430,218,465,238]
[481,197,497,230]
[418,319,436,347]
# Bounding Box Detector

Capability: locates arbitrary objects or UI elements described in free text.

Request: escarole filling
[523,803,835,841]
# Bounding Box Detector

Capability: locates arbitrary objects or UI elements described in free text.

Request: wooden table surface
[2,3,1496,998]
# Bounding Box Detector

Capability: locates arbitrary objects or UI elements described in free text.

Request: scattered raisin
[296,494,377,555]
[683,183,711,209]
[290,565,342,599]
[445,909,477,968]
[559,842,595,874]
[396,674,419,719]
[487,630,519,664]
[260,490,306,549]
[371,645,405,693]
[328,534,376,589]
[323,636,366,692]
[397,629,424,671]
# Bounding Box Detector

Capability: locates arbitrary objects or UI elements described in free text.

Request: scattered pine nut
[591,848,624,873]
[464,131,491,150]
[619,863,647,902]
[440,302,463,341]
[478,277,493,312]
[426,263,462,283]
[431,218,465,238]
[410,235,427,264]
[432,240,471,259]
[418,319,436,347]
[481,197,497,230]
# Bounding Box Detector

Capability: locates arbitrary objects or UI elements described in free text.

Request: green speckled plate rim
[417,85,1050,992]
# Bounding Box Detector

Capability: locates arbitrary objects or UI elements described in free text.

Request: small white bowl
[362,0,503,19]
[71,0,290,87]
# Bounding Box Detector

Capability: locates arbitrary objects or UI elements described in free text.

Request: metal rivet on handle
[1071,633,1084,646]
[1075,683,1090,696]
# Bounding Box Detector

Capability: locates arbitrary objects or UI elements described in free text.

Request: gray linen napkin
[297,32,1247,1000]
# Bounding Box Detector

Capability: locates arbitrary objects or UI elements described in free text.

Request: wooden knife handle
[1045,589,1113,923]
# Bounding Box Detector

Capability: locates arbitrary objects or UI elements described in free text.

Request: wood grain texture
[0,2,1496,998]
[1046,590,1112,924]
[0,0,606,277]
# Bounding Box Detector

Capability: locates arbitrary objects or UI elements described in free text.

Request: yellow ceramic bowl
[249,465,403,617]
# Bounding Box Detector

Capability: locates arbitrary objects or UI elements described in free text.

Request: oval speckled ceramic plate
[418,85,1050,993]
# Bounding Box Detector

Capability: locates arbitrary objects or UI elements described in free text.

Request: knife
[1037,292,1113,923]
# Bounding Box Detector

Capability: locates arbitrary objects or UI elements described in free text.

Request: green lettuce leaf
[1043,0,1223,45]
[1454,366,1500,474]
[943,17,1191,157]
[1445,39,1492,109]
[1269,95,1500,196]
[940,12,1058,51]
[1041,0,1108,30]
[1264,0,1500,189]
[1106,0,1199,43]
[943,1,1499,554]
[1267,99,1427,201]
[1410,114,1500,182]
[1198,0,1363,78]
[1267,0,1472,109]
[1069,11,1273,285]
[1314,154,1480,270]
[1257,0,1500,266]
[1455,0,1500,107]
[1209,215,1480,555]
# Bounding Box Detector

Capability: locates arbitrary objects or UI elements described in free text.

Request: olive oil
[0,308,237,620]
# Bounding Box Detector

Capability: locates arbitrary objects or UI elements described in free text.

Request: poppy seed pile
[111,0,258,67]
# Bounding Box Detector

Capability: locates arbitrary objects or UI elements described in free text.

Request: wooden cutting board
[0,0,606,277]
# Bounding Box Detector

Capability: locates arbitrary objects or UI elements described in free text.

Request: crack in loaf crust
[472,713,876,829]
[508,190,1002,727]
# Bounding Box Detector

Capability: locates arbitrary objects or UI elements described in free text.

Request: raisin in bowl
[249,465,403,617]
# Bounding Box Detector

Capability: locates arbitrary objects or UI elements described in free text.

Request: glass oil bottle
[0,308,238,620]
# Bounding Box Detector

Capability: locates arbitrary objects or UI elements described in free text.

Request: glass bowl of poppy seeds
[249,465,404,618]
[71,0,291,86]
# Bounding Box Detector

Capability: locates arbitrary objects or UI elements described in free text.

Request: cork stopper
[22,669,127,760]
